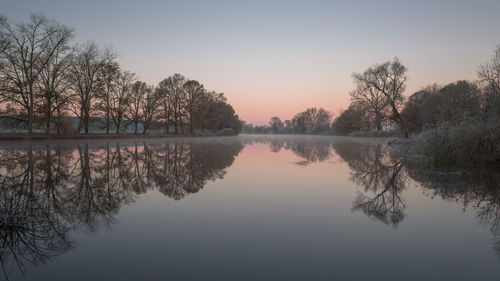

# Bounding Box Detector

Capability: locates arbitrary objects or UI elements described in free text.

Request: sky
[2,0,500,125]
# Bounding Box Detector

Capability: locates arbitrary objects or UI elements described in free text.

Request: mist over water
[1,135,499,281]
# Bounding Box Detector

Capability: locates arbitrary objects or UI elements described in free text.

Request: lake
[1,135,499,281]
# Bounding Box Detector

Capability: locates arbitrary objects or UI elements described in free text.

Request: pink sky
[4,0,500,125]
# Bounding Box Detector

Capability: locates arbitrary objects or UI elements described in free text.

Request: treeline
[333,45,500,137]
[0,14,241,136]
[249,43,500,140]
[242,107,332,135]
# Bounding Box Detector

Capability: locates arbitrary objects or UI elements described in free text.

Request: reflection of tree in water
[0,146,74,280]
[243,136,335,165]
[0,140,242,279]
[334,139,500,256]
[333,143,408,228]
[407,167,500,257]
[143,141,242,199]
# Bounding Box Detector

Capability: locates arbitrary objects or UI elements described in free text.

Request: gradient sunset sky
[3,0,500,125]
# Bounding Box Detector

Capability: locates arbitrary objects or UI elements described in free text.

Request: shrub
[405,120,500,168]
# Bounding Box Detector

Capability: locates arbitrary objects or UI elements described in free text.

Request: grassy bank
[348,130,400,138]
[397,121,500,168]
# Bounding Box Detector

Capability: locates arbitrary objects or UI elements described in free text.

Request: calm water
[1,135,499,281]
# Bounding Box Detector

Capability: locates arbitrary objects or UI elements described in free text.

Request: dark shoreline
[0,132,209,143]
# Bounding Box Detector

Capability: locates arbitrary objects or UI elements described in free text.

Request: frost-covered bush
[406,120,499,167]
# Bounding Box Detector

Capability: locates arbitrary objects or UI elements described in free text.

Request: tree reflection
[333,143,408,228]
[243,136,335,165]
[406,167,500,257]
[333,139,500,256]
[0,146,73,280]
[0,139,242,278]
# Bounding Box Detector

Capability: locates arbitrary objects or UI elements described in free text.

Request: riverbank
[0,132,244,144]
[0,132,202,141]
[389,121,500,168]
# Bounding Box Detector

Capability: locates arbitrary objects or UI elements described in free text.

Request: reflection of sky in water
[1,135,499,281]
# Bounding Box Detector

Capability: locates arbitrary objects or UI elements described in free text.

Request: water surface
[1,135,499,281]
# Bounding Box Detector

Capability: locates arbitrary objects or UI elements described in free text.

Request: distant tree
[269,117,283,134]
[401,86,437,133]
[291,108,331,134]
[0,14,73,136]
[292,112,307,134]
[434,80,481,124]
[402,81,481,132]
[110,70,135,133]
[353,58,409,137]
[309,108,331,133]
[333,104,364,135]
[241,121,254,133]
[283,119,293,133]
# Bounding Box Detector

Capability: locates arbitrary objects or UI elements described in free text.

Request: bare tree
[478,44,500,99]
[0,14,73,136]
[129,81,149,134]
[37,34,74,133]
[140,85,161,134]
[96,55,119,134]
[350,79,389,131]
[269,116,283,134]
[110,71,135,134]
[183,80,205,133]
[157,74,186,134]
[353,58,409,137]
[69,43,109,134]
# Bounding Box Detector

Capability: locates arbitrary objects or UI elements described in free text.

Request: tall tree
[353,58,409,138]
[36,33,73,133]
[140,85,161,134]
[110,70,135,134]
[129,81,149,134]
[157,74,186,134]
[350,80,388,131]
[69,43,108,134]
[0,14,73,136]
[269,116,283,134]
[96,56,119,134]
[183,80,205,133]
[478,44,500,100]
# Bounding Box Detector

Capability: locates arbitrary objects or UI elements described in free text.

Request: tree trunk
[84,114,89,134]
[46,115,51,134]
[77,106,83,134]
[28,92,33,137]
[375,113,382,131]
[106,114,110,134]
